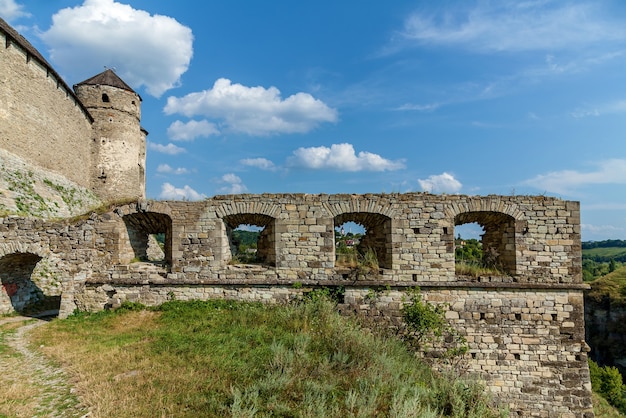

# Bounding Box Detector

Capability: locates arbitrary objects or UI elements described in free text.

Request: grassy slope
[29,299,503,418]
[586,266,626,305]
[592,392,625,418]
[584,247,626,259]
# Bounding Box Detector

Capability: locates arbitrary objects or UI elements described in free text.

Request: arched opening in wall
[333,212,392,270]
[102,93,110,102]
[122,212,173,269]
[223,214,276,267]
[454,211,517,276]
[0,253,61,316]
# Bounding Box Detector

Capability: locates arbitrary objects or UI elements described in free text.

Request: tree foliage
[455,238,483,262]
[589,359,626,413]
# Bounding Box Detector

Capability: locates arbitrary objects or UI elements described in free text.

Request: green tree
[589,359,626,413]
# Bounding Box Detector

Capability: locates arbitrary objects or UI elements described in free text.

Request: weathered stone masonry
[0,17,146,203]
[0,193,593,417]
[0,14,593,418]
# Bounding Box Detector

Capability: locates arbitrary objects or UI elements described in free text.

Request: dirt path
[0,314,90,417]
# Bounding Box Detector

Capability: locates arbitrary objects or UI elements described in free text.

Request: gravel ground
[0,314,90,418]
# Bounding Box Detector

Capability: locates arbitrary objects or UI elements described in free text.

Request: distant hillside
[586,265,626,305]
[582,240,626,281]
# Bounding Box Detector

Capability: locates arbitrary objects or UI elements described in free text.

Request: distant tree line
[582,240,626,250]
[584,253,626,263]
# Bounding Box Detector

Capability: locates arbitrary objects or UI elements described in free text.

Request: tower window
[102,93,110,102]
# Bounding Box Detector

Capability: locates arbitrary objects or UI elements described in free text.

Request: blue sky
[2,0,626,241]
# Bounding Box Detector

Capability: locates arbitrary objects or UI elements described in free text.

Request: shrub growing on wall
[402,287,468,365]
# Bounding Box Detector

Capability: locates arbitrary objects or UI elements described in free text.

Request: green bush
[402,287,468,363]
[589,359,626,413]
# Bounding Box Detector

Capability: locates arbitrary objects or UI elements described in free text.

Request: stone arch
[333,212,393,269]
[113,200,174,218]
[121,212,173,266]
[323,195,397,220]
[221,213,277,266]
[214,199,281,220]
[112,201,174,267]
[444,197,525,221]
[454,211,517,274]
[0,242,68,315]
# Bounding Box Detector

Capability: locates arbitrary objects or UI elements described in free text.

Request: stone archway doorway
[0,252,61,316]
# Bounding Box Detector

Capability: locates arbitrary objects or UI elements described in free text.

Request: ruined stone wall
[0,215,104,316]
[0,193,593,416]
[97,194,579,284]
[74,283,592,417]
[0,28,94,189]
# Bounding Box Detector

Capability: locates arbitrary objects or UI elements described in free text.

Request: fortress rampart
[0,22,94,188]
[0,17,594,418]
[0,17,146,203]
[0,194,594,417]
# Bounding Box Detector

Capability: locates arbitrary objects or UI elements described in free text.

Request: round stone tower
[74,69,147,202]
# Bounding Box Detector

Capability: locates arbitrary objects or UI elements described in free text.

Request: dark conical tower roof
[75,69,137,95]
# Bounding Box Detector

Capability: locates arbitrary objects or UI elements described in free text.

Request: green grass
[584,247,626,258]
[455,261,505,278]
[32,298,503,418]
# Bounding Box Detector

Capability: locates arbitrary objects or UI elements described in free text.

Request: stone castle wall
[0,27,94,189]
[1,15,593,417]
[0,18,146,205]
[0,193,594,417]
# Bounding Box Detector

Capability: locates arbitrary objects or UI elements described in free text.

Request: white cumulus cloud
[218,173,247,194]
[240,158,277,171]
[148,142,186,155]
[167,120,220,141]
[418,172,462,193]
[0,0,30,21]
[164,78,338,136]
[40,0,193,97]
[159,182,205,201]
[403,2,626,52]
[287,143,405,172]
[156,164,189,175]
[522,159,626,195]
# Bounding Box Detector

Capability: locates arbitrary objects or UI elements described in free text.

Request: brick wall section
[0,193,592,417]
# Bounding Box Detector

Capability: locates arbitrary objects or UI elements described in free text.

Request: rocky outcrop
[0,149,101,219]
[585,291,626,375]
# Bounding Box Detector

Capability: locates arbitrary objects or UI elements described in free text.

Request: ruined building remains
[0,17,594,417]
